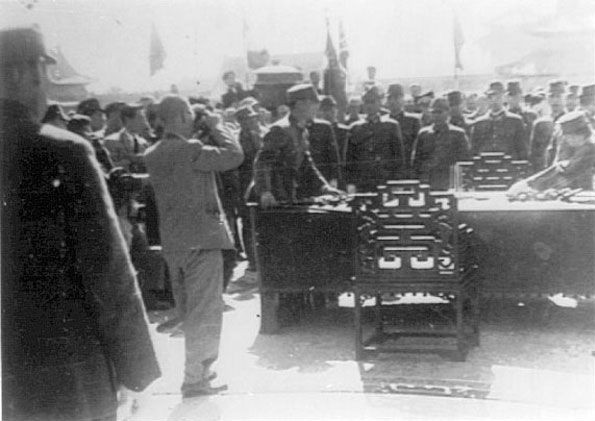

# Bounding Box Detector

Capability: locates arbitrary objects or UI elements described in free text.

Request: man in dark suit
[411,98,471,190]
[221,70,248,108]
[386,83,421,175]
[1,27,160,421]
[346,86,406,192]
[470,81,527,159]
[253,84,340,207]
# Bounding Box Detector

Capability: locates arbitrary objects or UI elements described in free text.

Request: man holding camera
[145,95,243,398]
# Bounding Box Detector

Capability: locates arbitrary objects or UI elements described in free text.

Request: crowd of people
[2,24,595,420]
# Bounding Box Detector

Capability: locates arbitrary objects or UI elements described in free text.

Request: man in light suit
[145,95,243,398]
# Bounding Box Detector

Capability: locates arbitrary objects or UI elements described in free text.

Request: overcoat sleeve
[71,141,161,392]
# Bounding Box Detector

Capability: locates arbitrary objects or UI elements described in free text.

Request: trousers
[164,249,223,386]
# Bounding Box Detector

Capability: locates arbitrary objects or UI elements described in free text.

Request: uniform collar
[489,108,506,119]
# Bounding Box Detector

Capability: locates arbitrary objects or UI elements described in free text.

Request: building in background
[46,46,93,102]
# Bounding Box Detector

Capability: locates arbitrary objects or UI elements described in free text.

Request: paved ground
[123,262,595,420]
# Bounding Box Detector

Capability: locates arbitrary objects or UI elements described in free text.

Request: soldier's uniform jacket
[1,100,160,421]
[346,113,406,192]
[253,114,330,202]
[390,110,421,173]
[470,109,528,159]
[332,121,350,166]
[411,123,472,190]
[531,112,565,171]
[307,118,342,185]
[509,105,537,152]
[449,112,469,132]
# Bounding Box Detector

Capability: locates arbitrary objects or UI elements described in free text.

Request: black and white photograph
[1,0,594,420]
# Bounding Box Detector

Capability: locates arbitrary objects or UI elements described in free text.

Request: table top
[251,192,595,215]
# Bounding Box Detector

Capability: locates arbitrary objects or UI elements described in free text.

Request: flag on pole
[338,19,349,70]
[453,13,464,71]
[149,22,166,76]
[325,17,339,69]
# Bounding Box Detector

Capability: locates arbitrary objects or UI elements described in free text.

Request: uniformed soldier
[253,83,341,207]
[318,95,349,186]
[530,81,567,171]
[566,85,580,112]
[417,90,435,127]
[77,97,106,133]
[308,97,342,187]
[345,95,363,125]
[386,83,421,173]
[345,85,406,193]
[235,105,266,270]
[404,84,423,113]
[470,81,527,159]
[579,84,595,127]
[506,80,536,149]
[363,65,380,92]
[446,90,468,131]
[511,111,595,192]
[1,27,160,421]
[104,103,151,172]
[411,98,471,190]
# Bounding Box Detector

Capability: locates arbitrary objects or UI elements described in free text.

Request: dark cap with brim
[446,90,463,107]
[77,98,104,116]
[485,81,504,96]
[0,27,56,65]
[42,103,70,123]
[235,105,258,120]
[431,97,450,112]
[120,103,144,120]
[320,95,337,109]
[548,79,566,96]
[104,101,126,116]
[286,84,320,105]
[387,84,405,98]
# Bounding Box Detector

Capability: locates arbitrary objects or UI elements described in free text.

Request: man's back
[1,101,160,420]
[145,134,242,254]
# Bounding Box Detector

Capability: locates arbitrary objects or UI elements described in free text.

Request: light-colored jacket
[104,128,149,170]
[144,125,244,254]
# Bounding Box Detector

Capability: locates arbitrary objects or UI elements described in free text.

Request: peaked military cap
[446,90,463,107]
[548,79,566,96]
[77,98,104,116]
[485,81,504,96]
[319,95,337,109]
[286,84,320,104]
[0,27,56,65]
[387,84,405,98]
[235,105,258,120]
[42,103,70,123]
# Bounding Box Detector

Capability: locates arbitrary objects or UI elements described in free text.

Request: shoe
[181,382,228,399]
[157,316,182,333]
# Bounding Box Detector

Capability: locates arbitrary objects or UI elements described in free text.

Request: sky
[1,0,560,93]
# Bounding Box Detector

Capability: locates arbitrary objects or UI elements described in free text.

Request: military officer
[318,95,349,185]
[77,97,106,133]
[253,84,340,207]
[470,81,527,159]
[506,80,536,149]
[1,27,160,421]
[579,84,595,127]
[446,90,468,131]
[416,90,435,127]
[511,111,595,192]
[530,81,567,171]
[308,96,342,187]
[345,85,406,192]
[104,103,151,172]
[411,98,471,190]
[386,83,421,174]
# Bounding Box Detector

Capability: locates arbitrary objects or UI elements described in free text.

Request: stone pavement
[123,262,595,420]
